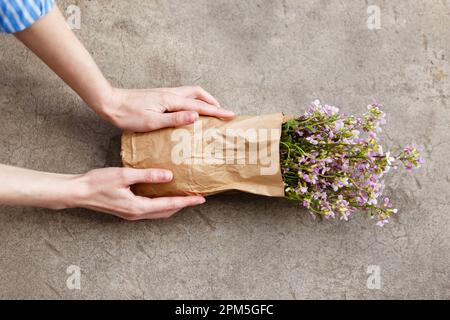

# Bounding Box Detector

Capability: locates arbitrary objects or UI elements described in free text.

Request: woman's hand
[72,167,205,220]
[0,165,204,221]
[14,6,234,133]
[99,86,234,132]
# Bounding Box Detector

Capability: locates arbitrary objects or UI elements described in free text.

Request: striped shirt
[0,0,55,33]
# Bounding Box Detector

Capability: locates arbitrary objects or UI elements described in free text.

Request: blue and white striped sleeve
[0,0,55,33]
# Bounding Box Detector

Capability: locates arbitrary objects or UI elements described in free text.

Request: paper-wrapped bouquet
[122,100,422,225]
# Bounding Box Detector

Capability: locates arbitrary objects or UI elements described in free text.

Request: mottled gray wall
[0,0,448,299]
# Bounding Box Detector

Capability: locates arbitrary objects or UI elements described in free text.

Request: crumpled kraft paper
[121,113,285,197]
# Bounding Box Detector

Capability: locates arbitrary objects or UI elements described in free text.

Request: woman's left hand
[99,86,234,132]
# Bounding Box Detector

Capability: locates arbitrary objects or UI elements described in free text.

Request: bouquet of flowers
[121,100,422,226]
[280,100,422,226]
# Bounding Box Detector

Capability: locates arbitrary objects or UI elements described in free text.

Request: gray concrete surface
[0,0,449,299]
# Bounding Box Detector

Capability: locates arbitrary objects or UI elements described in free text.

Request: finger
[164,95,234,119]
[187,87,221,108]
[121,168,173,186]
[135,195,206,213]
[151,110,199,129]
[168,86,222,108]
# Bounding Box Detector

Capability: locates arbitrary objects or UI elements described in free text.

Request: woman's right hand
[71,167,205,220]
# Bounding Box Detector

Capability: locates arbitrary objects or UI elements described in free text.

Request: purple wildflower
[281,101,422,226]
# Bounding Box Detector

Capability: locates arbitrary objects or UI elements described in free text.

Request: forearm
[0,165,205,220]
[0,164,81,210]
[14,5,112,113]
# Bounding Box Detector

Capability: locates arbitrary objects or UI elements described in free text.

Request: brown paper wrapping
[121,113,285,197]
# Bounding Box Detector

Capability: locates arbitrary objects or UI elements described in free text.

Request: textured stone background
[0,0,448,299]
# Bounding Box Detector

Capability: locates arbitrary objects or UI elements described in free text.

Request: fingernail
[223,110,235,116]
[160,170,173,181]
[199,197,206,204]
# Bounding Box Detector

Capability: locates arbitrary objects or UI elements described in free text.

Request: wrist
[88,84,115,117]
[93,86,122,125]
[57,173,91,210]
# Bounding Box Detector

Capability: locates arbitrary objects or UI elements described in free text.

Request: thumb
[121,168,173,185]
[152,111,199,130]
